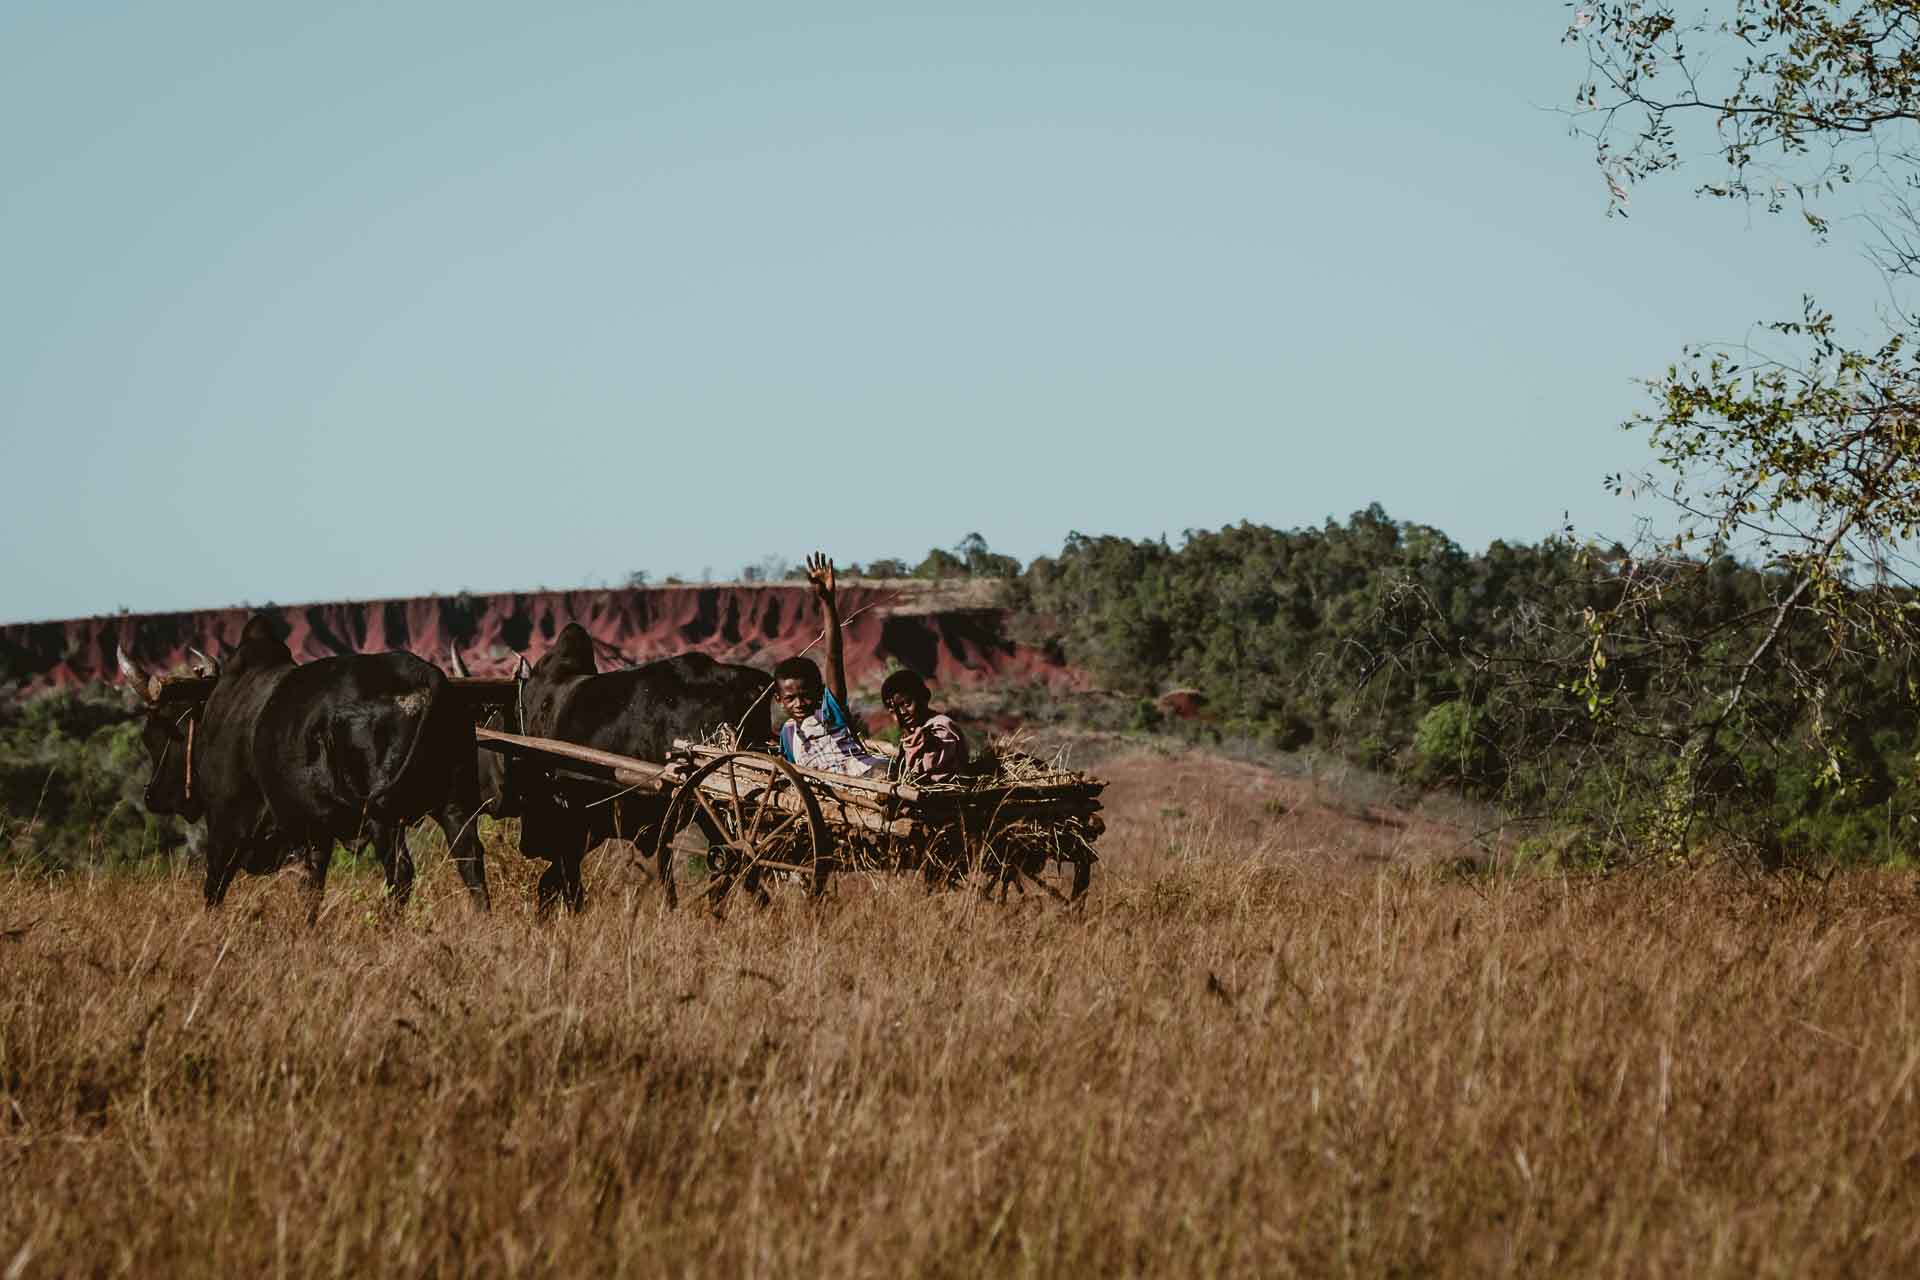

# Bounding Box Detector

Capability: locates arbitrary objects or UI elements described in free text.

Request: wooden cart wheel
[979,822,1098,906]
[655,752,830,912]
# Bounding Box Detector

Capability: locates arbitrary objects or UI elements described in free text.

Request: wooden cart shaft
[475,726,674,792]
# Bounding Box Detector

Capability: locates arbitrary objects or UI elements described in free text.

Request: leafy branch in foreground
[1553,3,1920,858]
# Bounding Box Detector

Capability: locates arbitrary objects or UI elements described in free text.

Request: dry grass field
[7,743,1920,1275]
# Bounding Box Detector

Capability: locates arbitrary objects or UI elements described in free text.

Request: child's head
[880,669,932,730]
[773,656,824,721]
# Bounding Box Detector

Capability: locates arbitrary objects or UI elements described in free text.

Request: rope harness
[154,705,197,801]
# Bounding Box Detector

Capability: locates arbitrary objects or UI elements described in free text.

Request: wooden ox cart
[133,671,1103,910]
[473,728,1105,911]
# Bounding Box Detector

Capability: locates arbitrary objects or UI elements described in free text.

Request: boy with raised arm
[773,552,890,776]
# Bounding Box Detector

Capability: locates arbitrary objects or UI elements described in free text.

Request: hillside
[0,579,1074,692]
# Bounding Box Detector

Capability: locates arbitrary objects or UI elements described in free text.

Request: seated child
[880,669,968,783]
[773,655,889,776]
[773,552,889,776]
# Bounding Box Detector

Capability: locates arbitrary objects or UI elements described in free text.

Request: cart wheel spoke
[757,808,806,848]
[694,791,732,841]
[744,780,778,845]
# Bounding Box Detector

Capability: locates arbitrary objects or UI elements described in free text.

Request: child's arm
[805,552,851,715]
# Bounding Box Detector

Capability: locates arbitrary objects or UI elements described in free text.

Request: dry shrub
[5,809,1920,1275]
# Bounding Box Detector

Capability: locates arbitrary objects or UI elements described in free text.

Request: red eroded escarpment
[0,583,1081,694]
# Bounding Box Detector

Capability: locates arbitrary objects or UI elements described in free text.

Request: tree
[955,532,1022,578]
[913,548,966,580]
[1411,700,1503,795]
[1563,2,1920,854]
[910,536,1021,580]
[739,555,791,584]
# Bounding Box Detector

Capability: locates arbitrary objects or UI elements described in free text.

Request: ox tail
[366,675,460,821]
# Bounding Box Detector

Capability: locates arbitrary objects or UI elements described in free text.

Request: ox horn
[187,646,221,678]
[449,643,471,678]
[116,646,161,704]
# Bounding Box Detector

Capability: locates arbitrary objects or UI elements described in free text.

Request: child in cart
[773,553,893,777]
[880,669,968,783]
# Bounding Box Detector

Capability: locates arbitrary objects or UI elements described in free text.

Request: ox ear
[116,646,161,705]
[448,643,471,678]
[187,646,221,678]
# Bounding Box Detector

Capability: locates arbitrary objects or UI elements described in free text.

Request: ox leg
[441,742,490,912]
[375,824,416,912]
[303,839,333,926]
[202,816,248,909]
[537,848,588,917]
[561,852,587,914]
[531,814,588,918]
[434,805,489,912]
[536,861,566,918]
[203,847,240,909]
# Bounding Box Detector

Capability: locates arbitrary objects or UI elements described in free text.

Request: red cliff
[1,582,1078,694]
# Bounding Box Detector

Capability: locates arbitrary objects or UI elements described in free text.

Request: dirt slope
[1023,732,1494,878]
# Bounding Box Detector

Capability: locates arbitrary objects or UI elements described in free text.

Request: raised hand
[805,551,836,602]
[805,551,849,715]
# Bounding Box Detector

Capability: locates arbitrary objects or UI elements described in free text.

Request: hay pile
[917,731,1098,792]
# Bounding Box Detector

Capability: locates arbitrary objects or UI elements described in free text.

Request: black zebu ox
[120,616,489,920]
[456,622,770,914]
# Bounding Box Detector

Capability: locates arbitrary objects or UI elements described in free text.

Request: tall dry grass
[5,808,1920,1276]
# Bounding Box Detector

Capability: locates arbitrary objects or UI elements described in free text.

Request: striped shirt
[779,689,889,776]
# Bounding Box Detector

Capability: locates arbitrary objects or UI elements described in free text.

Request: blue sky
[0,2,1884,622]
